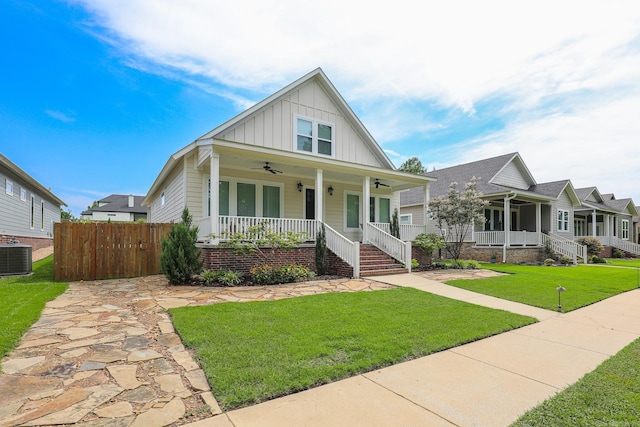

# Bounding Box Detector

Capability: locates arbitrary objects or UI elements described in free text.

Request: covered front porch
[193,142,434,276]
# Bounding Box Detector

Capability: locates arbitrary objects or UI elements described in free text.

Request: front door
[305,189,315,220]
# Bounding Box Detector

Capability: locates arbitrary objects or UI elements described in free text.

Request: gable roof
[401,152,554,205]
[574,187,638,215]
[0,152,66,206]
[197,68,394,170]
[528,180,580,205]
[82,194,146,215]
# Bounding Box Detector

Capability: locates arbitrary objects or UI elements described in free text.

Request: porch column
[424,183,430,233]
[591,211,597,237]
[503,195,514,263]
[605,215,610,239]
[315,169,324,222]
[362,176,370,243]
[209,152,220,245]
[536,202,542,245]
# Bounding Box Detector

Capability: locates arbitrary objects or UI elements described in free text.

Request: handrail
[366,223,411,272]
[322,222,360,278]
[370,223,426,242]
[608,236,640,256]
[545,233,587,264]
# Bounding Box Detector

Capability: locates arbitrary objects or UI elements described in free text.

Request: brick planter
[199,245,316,274]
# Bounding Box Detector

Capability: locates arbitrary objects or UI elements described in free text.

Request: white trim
[622,219,630,240]
[30,194,35,230]
[214,176,284,218]
[557,209,569,232]
[41,200,45,231]
[399,213,412,225]
[20,188,27,201]
[5,179,13,196]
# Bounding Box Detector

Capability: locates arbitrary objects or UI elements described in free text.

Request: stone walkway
[0,275,394,426]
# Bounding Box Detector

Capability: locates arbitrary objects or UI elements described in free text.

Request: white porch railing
[475,231,542,247]
[197,218,212,240]
[606,236,640,256]
[370,223,427,242]
[213,216,317,241]
[366,223,412,272]
[545,233,587,264]
[322,222,360,278]
[475,231,505,246]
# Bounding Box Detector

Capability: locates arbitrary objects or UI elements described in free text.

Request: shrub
[218,270,242,287]
[201,269,222,285]
[390,208,400,239]
[559,255,572,265]
[612,248,625,259]
[466,260,481,269]
[576,237,603,257]
[590,255,607,264]
[160,208,203,284]
[543,238,556,260]
[544,258,555,266]
[250,264,315,285]
[413,233,447,255]
[432,260,448,269]
[449,259,467,269]
[411,259,420,269]
[315,224,328,276]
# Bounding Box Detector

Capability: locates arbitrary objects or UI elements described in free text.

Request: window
[262,186,280,218]
[295,117,334,157]
[219,181,229,215]
[237,183,256,217]
[399,214,412,225]
[160,192,165,207]
[369,196,391,223]
[20,188,26,201]
[557,209,569,232]
[622,219,629,240]
[346,193,360,229]
[30,195,35,229]
[484,208,504,231]
[41,200,45,231]
[5,179,13,195]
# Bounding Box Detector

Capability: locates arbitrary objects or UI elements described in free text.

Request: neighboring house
[143,68,435,277]
[633,207,639,244]
[574,188,640,255]
[81,194,147,222]
[0,153,66,250]
[400,152,584,263]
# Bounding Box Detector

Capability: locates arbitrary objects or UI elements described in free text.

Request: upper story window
[20,188,27,201]
[5,179,13,196]
[296,117,334,157]
[160,192,165,207]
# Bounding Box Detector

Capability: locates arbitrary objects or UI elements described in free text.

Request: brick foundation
[411,246,432,267]
[0,234,53,251]
[327,250,354,277]
[200,245,316,275]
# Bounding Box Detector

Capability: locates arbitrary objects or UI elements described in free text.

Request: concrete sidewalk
[204,274,640,427]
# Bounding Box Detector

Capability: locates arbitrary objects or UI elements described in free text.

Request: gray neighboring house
[400,152,585,263]
[634,207,639,244]
[0,153,66,250]
[81,194,147,222]
[574,188,639,255]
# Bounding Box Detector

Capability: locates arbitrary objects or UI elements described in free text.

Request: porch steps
[359,244,407,277]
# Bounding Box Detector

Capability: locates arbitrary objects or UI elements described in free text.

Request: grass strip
[447,264,638,311]
[0,256,68,368]
[171,287,536,410]
[513,337,640,426]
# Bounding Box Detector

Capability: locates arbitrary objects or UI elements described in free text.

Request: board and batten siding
[491,161,531,190]
[148,160,185,223]
[0,168,60,239]
[215,80,385,168]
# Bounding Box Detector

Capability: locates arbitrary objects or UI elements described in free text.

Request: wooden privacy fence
[54,222,173,281]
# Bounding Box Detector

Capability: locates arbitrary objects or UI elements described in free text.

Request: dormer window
[296,117,334,157]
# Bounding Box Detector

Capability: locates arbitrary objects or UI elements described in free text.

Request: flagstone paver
[0,274,393,426]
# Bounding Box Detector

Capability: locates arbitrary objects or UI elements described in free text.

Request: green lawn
[446,264,639,312]
[0,256,68,367]
[171,287,536,411]
[606,258,640,268]
[512,337,640,426]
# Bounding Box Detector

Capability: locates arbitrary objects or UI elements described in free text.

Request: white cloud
[70,0,640,203]
[45,109,76,123]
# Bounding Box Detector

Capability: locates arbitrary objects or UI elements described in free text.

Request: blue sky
[2,0,640,217]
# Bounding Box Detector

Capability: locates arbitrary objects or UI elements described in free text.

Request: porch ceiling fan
[251,162,283,174]
[374,179,389,188]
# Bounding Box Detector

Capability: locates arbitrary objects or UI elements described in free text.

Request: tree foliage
[315,223,328,276]
[413,233,447,255]
[576,236,604,257]
[390,208,401,238]
[60,208,75,221]
[398,157,426,175]
[428,177,488,260]
[160,207,203,284]
[222,222,307,264]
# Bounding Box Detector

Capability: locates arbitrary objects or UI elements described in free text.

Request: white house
[143,68,435,277]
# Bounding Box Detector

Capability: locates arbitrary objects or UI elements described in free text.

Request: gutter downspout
[503,193,516,263]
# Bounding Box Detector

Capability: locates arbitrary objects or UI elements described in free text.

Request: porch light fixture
[556,285,566,312]
[297,182,303,192]
[328,185,334,196]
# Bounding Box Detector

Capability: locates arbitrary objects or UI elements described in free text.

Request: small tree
[399,157,426,175]
[222,222,307,263]
[413,233,447,256]
[315,223,328,276]
[576,236,604,257]
[429,177,488,261]
[160,207,203,284]
[390,208,401,239]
